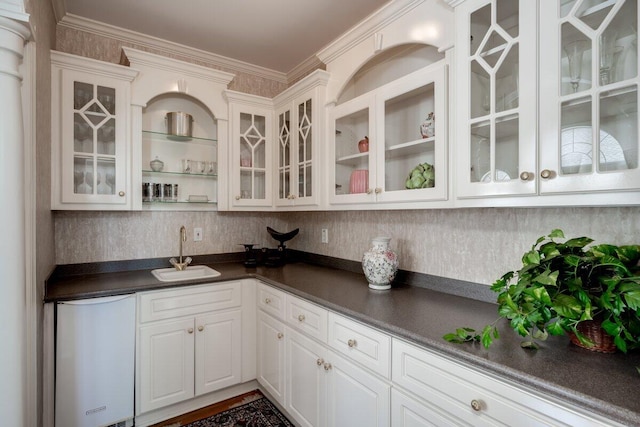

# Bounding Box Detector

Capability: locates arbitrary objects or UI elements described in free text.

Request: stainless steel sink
[151,265,221,282]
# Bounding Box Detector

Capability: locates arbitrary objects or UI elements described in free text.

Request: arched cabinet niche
[327,43,449,207]
[140,94,219,209]
[123,47,235,211]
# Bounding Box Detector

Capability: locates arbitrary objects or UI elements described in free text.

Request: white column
[0,11,31,426]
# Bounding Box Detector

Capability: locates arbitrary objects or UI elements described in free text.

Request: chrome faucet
[169,225,192,271]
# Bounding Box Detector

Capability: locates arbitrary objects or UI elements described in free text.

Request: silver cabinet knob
[235,195,241,200]
[519,171,533,181]
[265,297,271,304]
[540,169,553,179]
[118,191,125,197]
[297,314,306,322]
[187,328,194,334]
[316,358,324,366]
[470,400,482,412]
[374,187,382,194]
[277,332,283,340]
[323,362,332,371]
[366,188,373,194]
[347,339,357,348]
[198,325,204,332]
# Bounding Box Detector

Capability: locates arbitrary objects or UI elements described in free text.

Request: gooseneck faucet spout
[169,225,192,271]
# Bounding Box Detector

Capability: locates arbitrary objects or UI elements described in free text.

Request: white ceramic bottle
[362,237,399,290]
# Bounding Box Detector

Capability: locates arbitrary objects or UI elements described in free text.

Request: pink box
[349,169,369,194]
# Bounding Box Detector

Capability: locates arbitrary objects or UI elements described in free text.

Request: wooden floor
[149,389,264,427]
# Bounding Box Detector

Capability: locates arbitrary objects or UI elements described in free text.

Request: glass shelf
[142,130,217,144]
[143,200,217,205]
[142,169,218,178]
[336,152,369,166]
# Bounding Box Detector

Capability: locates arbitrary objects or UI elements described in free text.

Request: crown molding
[58,13,288,84]
[273,69,330,105]
[316,0,425,65]
[51,50,139,81]
[286,53,325,84]
[223,89,274,108]
[121,47,234,86]
[443,0,465,7]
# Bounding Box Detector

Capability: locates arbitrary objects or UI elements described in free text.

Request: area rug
[183,396,293,427]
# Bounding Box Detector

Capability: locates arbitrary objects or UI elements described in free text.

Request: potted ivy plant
[444,229,640,354]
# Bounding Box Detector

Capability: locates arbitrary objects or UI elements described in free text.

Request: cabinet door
[195,309,242,395]
[230,103,273,207]
[329,95,377,204]
[257,311,286,404]
[391,389,467,427]
[286,328,327,427]
[138,318,195,413]
[455,0,538,198]
[375,63,448,203]
[539,0,640,194]
[275,96,319,207]
[326,351,390,427]
[59,69,130,207]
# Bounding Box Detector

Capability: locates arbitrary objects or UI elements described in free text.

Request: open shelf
[385,138,435,159]
[336,152,369,166]
[142,130,217,144]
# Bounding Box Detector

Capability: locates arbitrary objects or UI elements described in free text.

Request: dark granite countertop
[45,254,640,425]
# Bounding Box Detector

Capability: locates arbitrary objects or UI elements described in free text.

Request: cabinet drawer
[257,282,286,319]
[328,312,390,378]
[139,281,242,323]
[392,338,617,427]
[285,294,327,342]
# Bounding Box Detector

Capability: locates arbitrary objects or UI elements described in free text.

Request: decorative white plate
[481,169,511,183]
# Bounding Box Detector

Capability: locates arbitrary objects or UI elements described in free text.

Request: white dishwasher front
[55,294,135,427]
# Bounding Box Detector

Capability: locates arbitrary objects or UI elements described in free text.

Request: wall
[54,211,289,264]
[282,207,640,286]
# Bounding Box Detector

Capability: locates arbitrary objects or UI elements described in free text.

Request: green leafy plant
[444,229,640,352]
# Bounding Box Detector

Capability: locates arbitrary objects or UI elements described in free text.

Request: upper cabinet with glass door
[226,91,273,209]
[328,45,449,208]
[273,70,329,209]
[51,51,138,210]
[539,0,640,194]
[454,0,538,199]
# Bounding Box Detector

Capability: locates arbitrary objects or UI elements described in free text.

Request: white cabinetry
[329,63,448,207]
[273,70,330,208]
[51,51,138,210]
[136,281,243,414]
[123,47,235,211]
[225,91,274,209]
[454,0,537,199]
[392,338,623,427]
[454,0,640,204]
[539,0,640,194]
[256,284,287,405]
[258,285,391,427]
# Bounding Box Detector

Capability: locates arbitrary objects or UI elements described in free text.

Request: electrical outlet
[321,228,328,244]
[194,227,203,242]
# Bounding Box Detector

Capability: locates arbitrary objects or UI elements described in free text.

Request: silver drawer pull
[347,339,357,348]
[265,297,271,304]
[470,399,482,412]
[316,358,324,366]
[198,325,204,332]
[277,332,284,340]
[187,328,194,334]
[323,362,332,371]
[298,314,306,322]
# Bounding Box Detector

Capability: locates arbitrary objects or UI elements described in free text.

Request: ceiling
[60,0,392,73]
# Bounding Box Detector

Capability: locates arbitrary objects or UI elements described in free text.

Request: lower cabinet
[391,388,458,427]
[136,281,243,415]
[257,310,286,405]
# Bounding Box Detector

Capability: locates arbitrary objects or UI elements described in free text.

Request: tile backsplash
[55,207,640,287]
